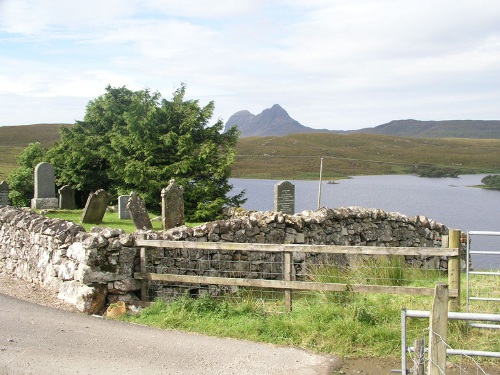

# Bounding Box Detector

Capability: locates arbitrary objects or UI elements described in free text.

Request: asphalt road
[0,294,338,375]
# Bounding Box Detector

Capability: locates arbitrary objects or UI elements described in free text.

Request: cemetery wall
[0,205,456,313]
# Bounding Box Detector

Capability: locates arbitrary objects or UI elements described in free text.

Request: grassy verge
[124,272,499,360]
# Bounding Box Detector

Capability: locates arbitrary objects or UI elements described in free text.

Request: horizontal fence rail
[134,239,460,310]
[134,239,460,257]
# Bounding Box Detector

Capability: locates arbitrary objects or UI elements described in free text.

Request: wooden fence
[134,231,461,312]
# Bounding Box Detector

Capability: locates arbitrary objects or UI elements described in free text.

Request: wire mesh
[141,246,451,309]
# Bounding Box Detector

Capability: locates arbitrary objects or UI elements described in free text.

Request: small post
[140,234,148,302]
[448,229,461,312]
[428,283,449,375]
[317,157,323,210]
[284,251,292,312]
[413,338,425,375]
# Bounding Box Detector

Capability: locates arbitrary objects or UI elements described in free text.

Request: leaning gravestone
[81,189,111,224]
[0,180,10,207]
[31,162,58,209]
[161,179,185,230]
[274,180,295,214]
[126,192,152,230]
[58,185,76,209]
[118,195,131,220]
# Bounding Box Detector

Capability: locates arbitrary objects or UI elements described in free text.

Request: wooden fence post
[140,234,148,302]
[284,251,292,312]
[448,229,461,312]
[413,338,425,375]
[428,283,449,375]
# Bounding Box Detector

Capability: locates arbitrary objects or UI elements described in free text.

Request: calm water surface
[230,175,500,269]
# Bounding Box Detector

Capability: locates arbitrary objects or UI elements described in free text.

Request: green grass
[41,209,163,232]
[40,209,203,232]
[125,273,499,359]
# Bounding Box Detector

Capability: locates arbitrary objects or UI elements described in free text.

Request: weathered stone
[161,179,185,229]
[274,181,295,214]
[81,189,111,224]
[0,181,10,207]
[58,185,76,210]
[127,192,153,230]
[108,278,142,294]
[31,162,58,209]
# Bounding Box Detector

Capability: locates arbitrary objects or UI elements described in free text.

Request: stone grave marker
[31,162,58,209]
[58,185,76,209]
[161,179,184,230]
[118,195,131,220]
[126,192,153,230]
[0,181,10,207]
[274,180,295,214]
[81,189,111,224]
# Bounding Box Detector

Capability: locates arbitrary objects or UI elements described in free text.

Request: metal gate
[466,230,500,328]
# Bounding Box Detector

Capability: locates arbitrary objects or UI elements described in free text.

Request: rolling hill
[1,121,500,182]
[354,119,500,139]
[0,123,72,148]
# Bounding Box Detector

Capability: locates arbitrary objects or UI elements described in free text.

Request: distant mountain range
[224,105,500,139]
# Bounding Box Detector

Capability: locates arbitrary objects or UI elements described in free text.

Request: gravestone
[126,192,152,230]
[81,189,111,224]
[118,195,131,220]
[58,185,76,209]
[31,162,58,209]
[161,179,185,230]
[274,180,295,214]
[0,181,10,207]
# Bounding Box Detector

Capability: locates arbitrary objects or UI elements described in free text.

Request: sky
[1,0,500,131]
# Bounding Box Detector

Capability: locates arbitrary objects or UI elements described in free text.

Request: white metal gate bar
[400,308,500,374]
[466,231,500,316]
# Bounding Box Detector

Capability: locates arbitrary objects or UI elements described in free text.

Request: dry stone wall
[0,205,456,313]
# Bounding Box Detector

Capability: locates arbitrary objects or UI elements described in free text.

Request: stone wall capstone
[0,205,458,313]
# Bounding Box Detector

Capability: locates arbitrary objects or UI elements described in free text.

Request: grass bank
[124,277,499,360]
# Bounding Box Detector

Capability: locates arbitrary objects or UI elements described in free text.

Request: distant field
[0,123,70,181]
[0,123,72,148]
[1,124,500,182]
[233,133,500,179]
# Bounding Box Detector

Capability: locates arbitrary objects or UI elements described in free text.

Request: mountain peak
[224,104,319,137]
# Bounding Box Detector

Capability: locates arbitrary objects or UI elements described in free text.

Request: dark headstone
[81,189,111,224]
[31,162,58,209]
[118,195,131,220]
[126,192,152,230]
[274,180,295,214]
[0,180,10,207]
[161,179,185,230]
[58,185,76,210]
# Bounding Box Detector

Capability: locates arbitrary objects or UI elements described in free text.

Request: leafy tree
[8,142,47,206]
[47,85,245,221]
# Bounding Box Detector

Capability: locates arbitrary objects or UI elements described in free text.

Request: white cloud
[1,0,500,128]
